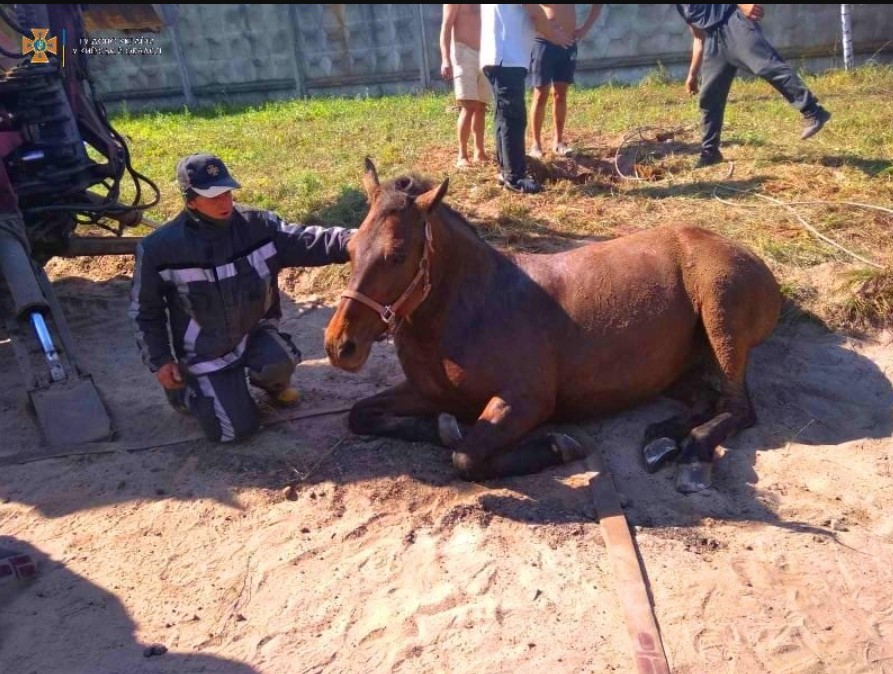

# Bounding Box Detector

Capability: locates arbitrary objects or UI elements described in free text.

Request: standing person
[528,4,601,158]
[480,4,572,194]
[678,4,832,168]
[129,153,353,443]
[440,4,491,168]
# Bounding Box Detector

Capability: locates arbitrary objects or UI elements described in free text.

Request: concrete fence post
[288,4,308,97]
[155,4,195,107]
[415,4,431,89]
[840,4,854,70]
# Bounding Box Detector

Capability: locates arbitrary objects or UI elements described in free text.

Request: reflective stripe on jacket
[129,203,351,373]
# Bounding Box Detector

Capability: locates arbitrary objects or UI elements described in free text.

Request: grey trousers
[700,9,819,154]
[186,326,301,443]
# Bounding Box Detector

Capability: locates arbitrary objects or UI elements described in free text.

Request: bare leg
[529,86,549,152]
[471,102,489,162]
[552,82,570,148]
[349,381,443,445]
[456,100,475,164]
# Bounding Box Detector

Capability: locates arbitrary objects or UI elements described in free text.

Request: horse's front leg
[450,394,583,480]
[348,380,444,445]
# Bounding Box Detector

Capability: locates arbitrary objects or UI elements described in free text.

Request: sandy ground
[1,255,892,674]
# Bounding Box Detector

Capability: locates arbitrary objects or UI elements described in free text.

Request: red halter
[340,220,434,334]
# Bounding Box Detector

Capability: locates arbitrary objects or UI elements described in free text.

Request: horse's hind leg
[675,326,757,493]
[348,381,443,445]
[675,387,753,492]
[643,409,713,473]
[642,370,719,473]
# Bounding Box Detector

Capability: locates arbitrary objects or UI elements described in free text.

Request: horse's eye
[390,253,407,265]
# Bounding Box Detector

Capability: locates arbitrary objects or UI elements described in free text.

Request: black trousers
[484,65,528,183]
[186,326,300,443]
[700,9,819,153]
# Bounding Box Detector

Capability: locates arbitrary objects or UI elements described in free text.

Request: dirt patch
[1,252,892,673]
[526,154,618,189]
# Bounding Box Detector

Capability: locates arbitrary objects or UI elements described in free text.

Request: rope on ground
[288,436,347,483]
[0,405,353,467]
[613,124,699,182]
[712,185,887,269]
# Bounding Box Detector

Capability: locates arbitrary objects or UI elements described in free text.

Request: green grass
[110,65,893,330]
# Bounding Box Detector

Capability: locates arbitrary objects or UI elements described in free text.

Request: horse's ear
[363,157,380,200]
[415,178,449,213]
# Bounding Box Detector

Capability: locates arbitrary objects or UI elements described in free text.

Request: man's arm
[266,213,353,268]
[685,25,705,96]
[128,242,176,375]
[523,4,573,48]
[440,4,458,80]
[574,4,602,42]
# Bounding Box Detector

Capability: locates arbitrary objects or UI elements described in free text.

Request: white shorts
[452,41,491,105]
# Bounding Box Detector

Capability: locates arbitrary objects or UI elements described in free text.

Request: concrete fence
[83,4,893,110]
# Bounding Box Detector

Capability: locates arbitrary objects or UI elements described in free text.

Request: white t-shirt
[479,4,536,70]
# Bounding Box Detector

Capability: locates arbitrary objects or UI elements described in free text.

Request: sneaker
[694,149,724,168]
[801,106,831,140]
[270,386,302,407]
[503,177,543,194]
[527,145,543,159]
[554,142,573,157]
[455,157,471,169]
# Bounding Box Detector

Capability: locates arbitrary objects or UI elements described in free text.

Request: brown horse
[324,160,781,492]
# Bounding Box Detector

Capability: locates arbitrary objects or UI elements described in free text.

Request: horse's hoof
[642,437,679,473]
[438,413,463,448]
[548,433,585,463]
[452,451,474,479]
[676,462,713,493]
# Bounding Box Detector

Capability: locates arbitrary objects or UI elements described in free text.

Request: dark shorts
[530,38,577,87]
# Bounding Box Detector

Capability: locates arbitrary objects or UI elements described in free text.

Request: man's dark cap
[176,153,241,197]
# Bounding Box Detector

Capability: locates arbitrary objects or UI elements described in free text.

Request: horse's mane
[381,174,481,239]
[382,173,434,198]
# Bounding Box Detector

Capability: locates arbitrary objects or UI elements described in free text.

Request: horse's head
[325,158,448,372]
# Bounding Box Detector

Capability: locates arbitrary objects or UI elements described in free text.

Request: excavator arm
[0,4,162,446]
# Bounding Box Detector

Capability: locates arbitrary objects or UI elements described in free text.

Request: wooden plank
[570,426,672,674]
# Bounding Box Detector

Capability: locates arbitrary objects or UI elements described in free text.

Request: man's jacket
[129,204,351,375]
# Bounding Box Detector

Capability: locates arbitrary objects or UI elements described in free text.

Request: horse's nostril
[339,340,357,359]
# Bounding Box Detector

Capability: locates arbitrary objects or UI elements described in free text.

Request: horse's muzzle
[324,337,355,361]
[336,339,357,360]
[324,335,368,372]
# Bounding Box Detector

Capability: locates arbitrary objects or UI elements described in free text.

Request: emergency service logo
[22,28,58,64]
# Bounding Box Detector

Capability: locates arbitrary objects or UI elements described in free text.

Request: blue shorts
[530,38,577,87]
